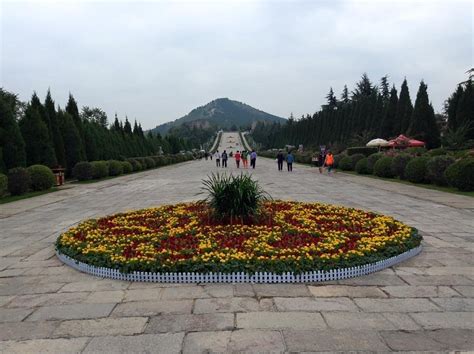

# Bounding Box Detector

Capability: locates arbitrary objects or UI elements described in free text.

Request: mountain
[150,98,286,135]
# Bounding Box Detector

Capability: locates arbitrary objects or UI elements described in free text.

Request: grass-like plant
[201,172,270,223]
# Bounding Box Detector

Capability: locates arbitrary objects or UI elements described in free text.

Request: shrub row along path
[0,132,473,353]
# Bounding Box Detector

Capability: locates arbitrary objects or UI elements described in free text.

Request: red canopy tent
[388,135,425,148]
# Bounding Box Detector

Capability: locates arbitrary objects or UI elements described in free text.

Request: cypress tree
[380,75,390,102]
[66,93,86,160]
[456,79,474,139]
[19,105,57,167]
[124,117,132,135]
[44,90,66,167]
[340,85,349,104]
[408,81,440,148]
[58,110,83,175]
[326,87,337,108]
[379,85,398,138]
[0,92,26,169]
[445,85,463,130]
[395,79,413,134]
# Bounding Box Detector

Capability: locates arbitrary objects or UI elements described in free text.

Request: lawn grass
[0,188,60,205]
[339,170,474,197]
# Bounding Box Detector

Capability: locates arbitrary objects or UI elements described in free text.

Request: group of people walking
[213,150,258,169]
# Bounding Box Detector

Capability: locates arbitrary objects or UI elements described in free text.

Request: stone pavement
[0,132,473,352]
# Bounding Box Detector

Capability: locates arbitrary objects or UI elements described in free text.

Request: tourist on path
[276,150,284,171]
[241,150,248,168]
[286,151,294,172]
[324,151,334,175]
[221,150,228,168]
[250,150,257,169]
[235,151,241,168]
[214,150,221,167]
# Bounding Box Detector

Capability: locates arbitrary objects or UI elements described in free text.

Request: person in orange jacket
[324,151,334,175]
[235,150,241,168]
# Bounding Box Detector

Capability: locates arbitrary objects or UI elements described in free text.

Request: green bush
[405,147,427,156]
[144,157,156,169]
[374,157,395,178]
[346,147,379,157]
[108,160,123,176]
[426,148,448,157]
[333,154,345,169]
[121,161,133,174]
[27,165,55,191]
[0,173,7,196]
[355,158,370,174]
[73,161,93,181]
[202,173,269,221]
[135,157,147,169]
[391,154,412,179]
[8,167,31,196]
[126,158,142,171]
[367,153,384,174]
[350,153,366,169]
[405,157,429,183]
[338,156,353,171]
[426,155,455,186]
[445,158,474,191]
[91,161,109,179]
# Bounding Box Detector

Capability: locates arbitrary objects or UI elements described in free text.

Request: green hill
[150,98,286,136]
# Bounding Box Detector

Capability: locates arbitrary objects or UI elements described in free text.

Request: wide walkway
[0,133,473,352]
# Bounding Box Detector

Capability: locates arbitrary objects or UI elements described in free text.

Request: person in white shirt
[214,151,221,167]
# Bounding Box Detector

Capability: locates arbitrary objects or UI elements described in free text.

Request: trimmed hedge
[367,153,384,174]
[374,157,395,178]
[73,161,94,181]
[426,148,448,157]
[121,161,133,174]
[338,156,353,171]
[346,147,379,157]
[355,158,370,174]
[445,158,474,191]
[108,160,123,176]
[426,155,455,186]
[8,167,31,196]
[0,173,7,196]
[91,161,109,179]
[144,157,156,169]
[391,154,412,179]
[350,153,366,169]
[405,157,429,184]
[126,158,142,171]
[333,154,345,169]
[27,165,55,191]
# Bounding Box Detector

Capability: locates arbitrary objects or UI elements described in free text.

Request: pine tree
[19,105,57,167]
[133,120,140,136]
[326,87,337,108]
[379,85,398,138]
[408,81,440,148]
[66,93,86,159]
[352,73,374,100]
[45,90,66,167]
[380,75,390,102]
[0,91,26,169]
[445,85,463,130]
[395,79,413,134]
[112,114,121,132]
[124,117,132,135]
[340,85,349,104]
[58,110,83,175]
[456,79,474,139]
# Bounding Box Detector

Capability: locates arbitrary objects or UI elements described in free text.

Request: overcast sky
[1,0,472,129]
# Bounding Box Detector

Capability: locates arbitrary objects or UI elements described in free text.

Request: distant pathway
[0,132,472,352]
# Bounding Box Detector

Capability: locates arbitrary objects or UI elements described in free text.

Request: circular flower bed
[56,201,421,275]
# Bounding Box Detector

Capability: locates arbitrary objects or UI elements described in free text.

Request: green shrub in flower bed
[333,154,345,169]
[445,158,474,191]
[391,154,412,179]
[426,155,455,186]
[27,165,55,191]
[405,157,429,184]
[426,148,448,157]
[374,157,395,178]
[8,167,31,196]
[346,146,378,157]
[338,156,353,171]
[144,157,156,169]
[405,147,427,156]
[108,160,123,176]
[73,161,94,181]
[350,153,366,169]
[91,161,109,179]
[367,153,384,174]
[355,158,370,174]
[126,158,142,171]
[121,161,133,174]
[0,173,7,196]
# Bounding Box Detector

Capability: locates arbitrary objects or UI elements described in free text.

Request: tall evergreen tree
[445,85,463,130]
[380,75,390,102]
[45,90,66,167]
[326,87,337,108]
[19,105,57,167]
[0,91,26,169]
[66,93,86,159]
[395,78,413,134]
[379,85,398,138]
[340,85,349,104]
[456,79,474,139]
[58,109,83,175]
[124,117,132,135]
[408,81,440,148]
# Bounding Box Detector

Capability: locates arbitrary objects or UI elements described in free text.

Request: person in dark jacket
[276,150,284,171]
[286,151,294,172]
[221,150,228,168]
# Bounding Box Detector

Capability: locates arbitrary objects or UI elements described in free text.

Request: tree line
[251,72,474,151]
[0,89,194,175]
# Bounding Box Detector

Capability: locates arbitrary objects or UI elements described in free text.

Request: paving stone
[382,285,461,298]
[0,337,90,353]
[453,285,474,297]
[425,329,474,350]
[400,274,473,286]
[160,286,210,299]
[27,303,115,321]
[183,331,231,354]
[203,284,234,297]
[193,297,262,314]
[425,266,474,275]
[53,317,148,337]
[233,284,254,297]
[309,285,387,298]
[354,298,441,312]
[228,329,286,352]
[0,281,65,296]
[0,321,59,341]
[283,329,389,351]
[59,280,129,292]
[112,300,193,317]
[237,311,326,330]
[274,296,358,312]
[429,297,474,311]
[0,295,14,306]
[410,312,474,329]
[84,290,124,303]
[337,273,406,286]
[0,308,34,322]
[380,312,422,330]
[253,284,310,297]
[145,313,234,333]
[123,288,162,302]
[323,312,397,330]
[83,333,184,353]
[380,330,449,351]
[7,292,89,308]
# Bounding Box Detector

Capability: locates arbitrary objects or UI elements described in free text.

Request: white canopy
[366,138,389,147]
